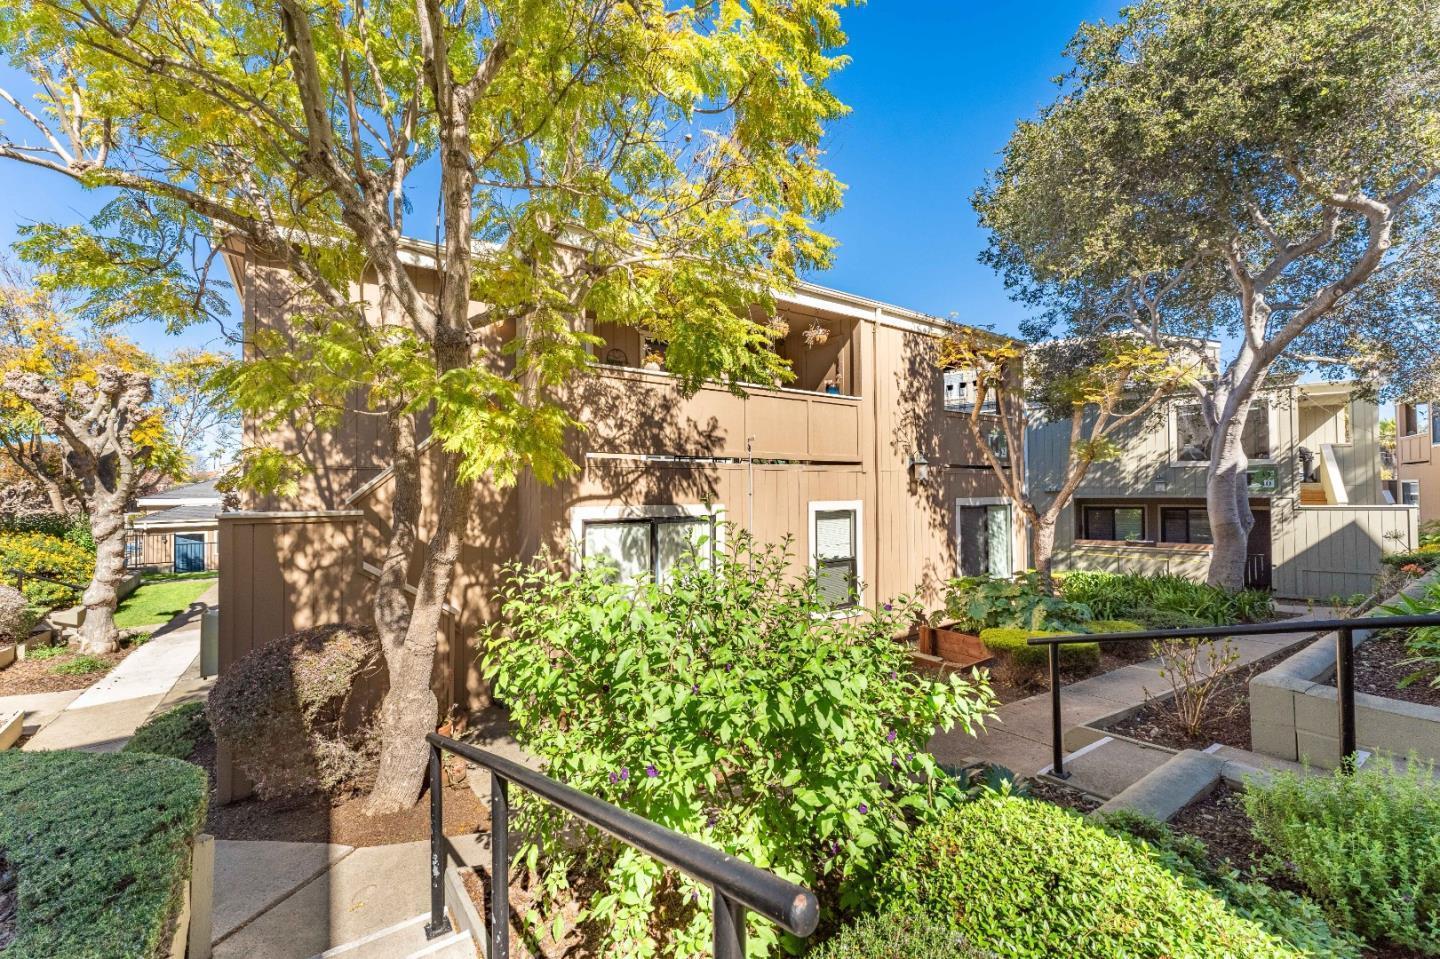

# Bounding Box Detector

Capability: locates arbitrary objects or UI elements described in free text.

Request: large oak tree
[974,0,1440,588]
[0,0,851,810]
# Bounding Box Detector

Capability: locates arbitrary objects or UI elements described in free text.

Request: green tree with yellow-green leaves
[0,0,853,810]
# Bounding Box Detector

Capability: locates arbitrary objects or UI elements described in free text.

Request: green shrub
[49,654,109,676]
[1133,606,1209,630]
[0,582,39,643]
[1380,579,1440,688]
[23,643,67,661]
[1082,618,1150,661]
[0,512,94,551]
[1382,544,1440,570]
[209,623,383,799]
[979,627,1098,681]
[874,794,1309,958]
[1058,570,1274,626]
[0,531,95,608]
[938,573,1092,632]
[124,702,210,760]
[0,749,207,959]
[812,910,990,959]
[488,532,996,958]
[1422,521,1440,549]
[1096,809,1360,957]
[1244,760,1440,953]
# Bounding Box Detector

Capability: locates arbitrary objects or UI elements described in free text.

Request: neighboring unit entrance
[173,533,207,573]
[956,500,1013,577]
[1245,510,1273,591]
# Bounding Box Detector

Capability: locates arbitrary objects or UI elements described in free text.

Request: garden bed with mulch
[1354,631,1440,709]
[186,732,488,847]
[1102,645,1297,751]
[0,642,136,695]
[1024,775,1104,814]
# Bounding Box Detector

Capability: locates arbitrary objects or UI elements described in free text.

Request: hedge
[0,750,208,959]
[0,531,95,608]
[873,794,1311,958]
[979,628,1099,673]
[123,702,210,760]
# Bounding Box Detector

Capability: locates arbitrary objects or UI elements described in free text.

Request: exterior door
[1245,511,1273,591]
[957,503,1012,577]
[173,533,206,573]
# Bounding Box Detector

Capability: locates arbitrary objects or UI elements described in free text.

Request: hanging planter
[803,321,830,348]
[764,315,789,340]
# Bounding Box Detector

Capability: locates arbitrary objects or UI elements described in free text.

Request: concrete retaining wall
[1250,570,1440,769]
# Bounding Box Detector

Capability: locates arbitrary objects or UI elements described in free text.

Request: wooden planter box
[918,624,991,668]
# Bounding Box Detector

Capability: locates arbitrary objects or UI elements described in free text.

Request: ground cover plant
[937,573,1092,633]
[1380,577,1440,690]
[0,530,94,608]
[488,532,995,958]
[1244,760,1440,954]
[0,749,207,959]
[1059,571,1274,627]
[48,653,108,676]
[812,910,989,959]
[873,793,1315,958]
[1095,809,1360,958]
[124,702,209,760]
[113,576,213,629]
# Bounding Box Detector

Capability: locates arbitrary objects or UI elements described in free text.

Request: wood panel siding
[1270,503,1418,599]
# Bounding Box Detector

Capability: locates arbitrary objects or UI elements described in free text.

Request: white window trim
[1168,401,1279,468]
[954,497,1016,577]
[808,499,864,613]
[569,503,726,572]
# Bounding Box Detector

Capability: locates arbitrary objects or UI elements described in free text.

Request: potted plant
[764,315,789,340]
[643,350,664,371]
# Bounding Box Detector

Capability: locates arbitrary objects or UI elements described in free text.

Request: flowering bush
[0,531,95,608]
[485,531,995,958]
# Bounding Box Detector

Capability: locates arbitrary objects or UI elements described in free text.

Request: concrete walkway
[23,583,217,752]
[929,607,1342,783]
[213,835,485,959]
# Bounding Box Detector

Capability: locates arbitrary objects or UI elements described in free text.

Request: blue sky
[0,0,1123,358]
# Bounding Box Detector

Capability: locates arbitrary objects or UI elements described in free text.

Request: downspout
[872,308,883,599]
[1020,397,1031,572]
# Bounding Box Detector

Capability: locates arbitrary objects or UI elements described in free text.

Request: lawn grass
[114,576,215,629]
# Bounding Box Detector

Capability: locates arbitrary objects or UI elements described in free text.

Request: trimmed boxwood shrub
[873,794,1311,958]
[0,531,94,608]
[980,628,1099,682]
[1083,618,1150,661]
[0,749,208,959]
[812,910,991,958]
[209,623,384,799]
[124,702,210,760]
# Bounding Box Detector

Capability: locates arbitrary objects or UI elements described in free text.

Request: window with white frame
[943,368,998,414]
[1402,480,1421,507]
[810,501,861,609]
[579,512,717,584]
[1174,401,1271,462]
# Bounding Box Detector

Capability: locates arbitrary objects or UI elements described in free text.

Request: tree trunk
[76,497,127,654]
[1206,416,1255,590]
[1032,515,1058,596]
[365,452,472,815]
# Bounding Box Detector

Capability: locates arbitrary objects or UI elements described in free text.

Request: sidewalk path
[23,582,217,753]
[929,606,1342,777]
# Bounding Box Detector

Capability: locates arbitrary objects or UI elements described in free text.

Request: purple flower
[883,602,893,612]
[691,684,700,694]
[888,671,898,681]
[645,764,658,778]
[724,664,733,672]
[885,729,897,743]
[620,766,630,781]
[858,802,869,815]
[707,811,719,827]
[609,771,619,784]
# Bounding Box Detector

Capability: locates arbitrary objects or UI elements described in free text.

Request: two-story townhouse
[1028,378,1417,600]
[1396,399,1440,523]
[213,238,1028,735]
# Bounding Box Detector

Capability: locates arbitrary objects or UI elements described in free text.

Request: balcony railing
[424,733,819,958]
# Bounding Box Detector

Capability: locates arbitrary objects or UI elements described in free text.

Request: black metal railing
[6,567,85,595]
[424,733,819,958]
[1029,613,1440,778]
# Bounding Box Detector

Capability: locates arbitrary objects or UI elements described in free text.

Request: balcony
[1399,431,1432,466]
[575,366,863,464]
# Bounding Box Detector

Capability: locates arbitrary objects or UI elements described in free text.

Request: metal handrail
[423,732,819,958]
[1028,612,1440,779]
[6,567,85,593]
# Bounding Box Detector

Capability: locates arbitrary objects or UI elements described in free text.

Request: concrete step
[1096,749,1222,820]
[1041,735,1176,800]
[309,915,476,959]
